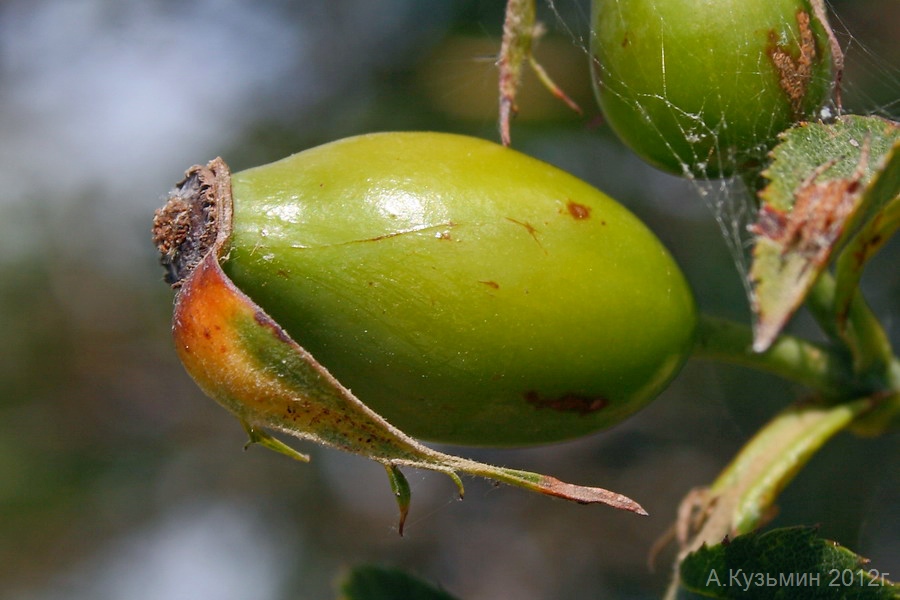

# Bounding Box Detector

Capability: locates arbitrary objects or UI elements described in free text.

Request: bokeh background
[1,1,897,598]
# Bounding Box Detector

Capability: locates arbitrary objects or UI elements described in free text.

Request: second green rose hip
[590,0,839,178]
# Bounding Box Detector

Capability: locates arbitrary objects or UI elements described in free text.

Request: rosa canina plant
[589,0,840,179]
[154,0,899,597]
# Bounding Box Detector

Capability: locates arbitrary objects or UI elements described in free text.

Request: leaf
[678,527,900,599]
[668,398,873,564]
[338,565,459,600]
[749,115,900,352]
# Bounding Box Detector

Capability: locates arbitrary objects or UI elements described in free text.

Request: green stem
[805,275,841,341]
[498,0,536,146]
[807,272,894,376]
[850,358,900,436]
[833,195,900,324]
[693,315,856,397]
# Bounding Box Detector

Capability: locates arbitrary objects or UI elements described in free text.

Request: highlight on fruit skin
[590,0,840,178]
[154,132,702,519]
[213,132,696,446]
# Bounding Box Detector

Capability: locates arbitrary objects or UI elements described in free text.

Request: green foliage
[338,566,459,600]
[678,527,899,599]
[751,116,900,353]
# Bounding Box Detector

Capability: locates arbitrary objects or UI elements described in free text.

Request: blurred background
[1,1,897,598]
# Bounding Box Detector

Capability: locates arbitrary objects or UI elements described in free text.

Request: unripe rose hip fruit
[590,0,838,178]
[158,132,696,447]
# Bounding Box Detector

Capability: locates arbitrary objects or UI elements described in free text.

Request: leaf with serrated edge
[750,115,900,352]
[678,527,899,599]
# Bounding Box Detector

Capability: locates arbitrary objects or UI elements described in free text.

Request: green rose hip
[218,132,696,446]
[590,0,838,178]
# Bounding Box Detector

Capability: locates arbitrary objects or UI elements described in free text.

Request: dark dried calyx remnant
[524,390,608,415]
[151,157,232,287]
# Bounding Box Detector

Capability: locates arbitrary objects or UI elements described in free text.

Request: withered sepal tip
[152,157,232,287]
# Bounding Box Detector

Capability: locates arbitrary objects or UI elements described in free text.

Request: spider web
[540,0,899,303]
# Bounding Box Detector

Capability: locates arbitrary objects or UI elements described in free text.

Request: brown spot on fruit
[479,280,500,290]
[767,10,819,118]
[505,217,544,251]
[566,200,592,220]
[524,391,609,415]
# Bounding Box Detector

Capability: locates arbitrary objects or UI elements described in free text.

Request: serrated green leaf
[758,116,899,210]
[338,565,460,600]
[749,115,900,352]
[678,527,900,599]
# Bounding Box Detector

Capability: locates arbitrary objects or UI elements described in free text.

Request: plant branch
[833,195,900,320]
[693,314,857,397]
[807,272,894,376]
[498,0,580,146]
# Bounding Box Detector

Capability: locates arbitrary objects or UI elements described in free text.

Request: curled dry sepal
[152,157,647,534]
[498,0,581,146]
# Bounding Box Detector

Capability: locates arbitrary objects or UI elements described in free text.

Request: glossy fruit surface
[222,132,696,445]
[590,0,835,178]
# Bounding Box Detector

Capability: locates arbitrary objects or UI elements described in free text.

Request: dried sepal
[498,0,581,146]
